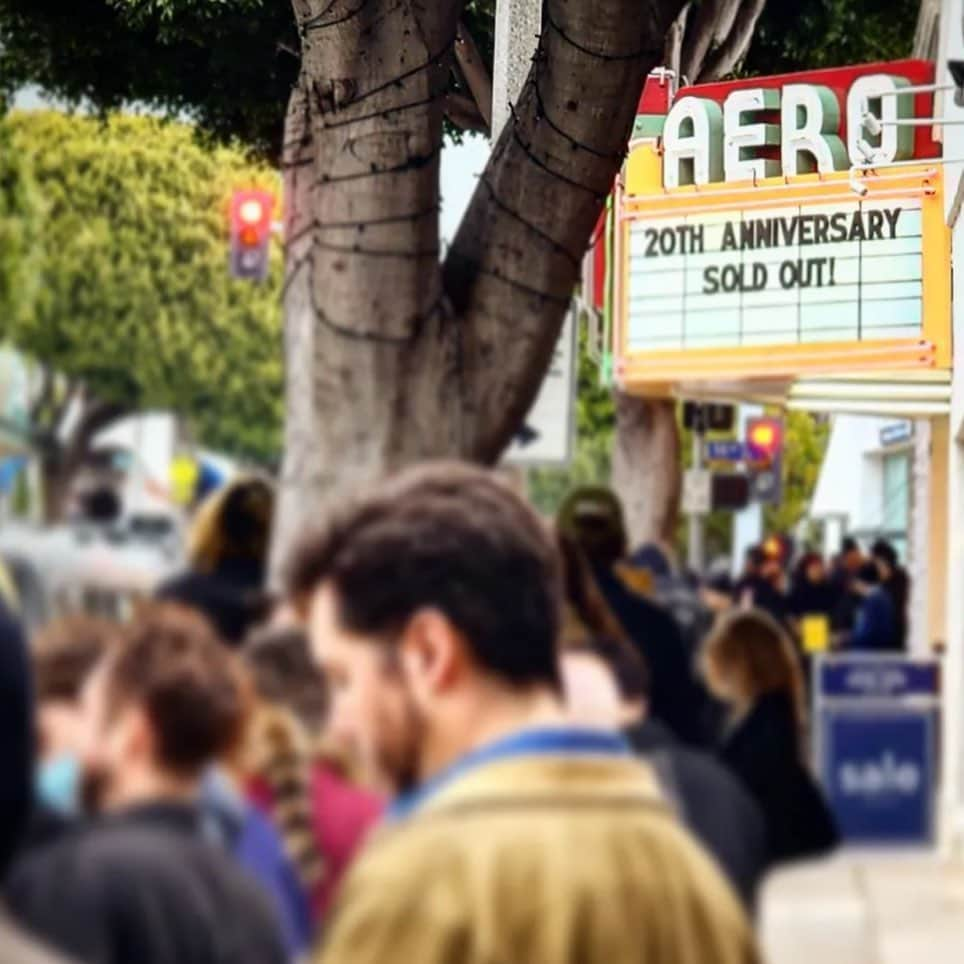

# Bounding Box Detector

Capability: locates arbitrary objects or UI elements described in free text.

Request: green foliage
[0,0,497,160]
[0,111,283,460]
[765,411,832,536]
[745,0,921,77]
[0,120,40,332]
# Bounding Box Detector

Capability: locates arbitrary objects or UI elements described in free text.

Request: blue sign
[819,659,939,700]
[879,421,913,447]
[821,709,935,844]
[705,440,745,462]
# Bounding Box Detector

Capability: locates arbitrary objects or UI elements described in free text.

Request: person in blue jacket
[847,562,898,651]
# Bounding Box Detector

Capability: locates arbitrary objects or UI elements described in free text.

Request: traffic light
[230,190,274,281]
[746,416,784,504]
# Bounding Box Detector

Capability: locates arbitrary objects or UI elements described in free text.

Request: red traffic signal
[745,416,783,463]
[230,190,275,281]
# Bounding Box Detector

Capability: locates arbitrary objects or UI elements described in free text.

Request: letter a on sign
[663,97,724,188]
[781,84,848,176]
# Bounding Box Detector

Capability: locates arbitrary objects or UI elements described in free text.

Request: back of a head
[188,476,274,573]
[871,539,898,569]
[287,461,563,690]
[857,561,881,586]
[556,487,627,569]
[745,546,765,571]
[33,614,120,704]
[107,604,247,778]
[557,532,629,647]
[704,609,804,722]
[244,625,328,732]
[841,536,859,557]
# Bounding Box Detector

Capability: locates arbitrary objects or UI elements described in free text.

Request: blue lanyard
[387,726,630,822]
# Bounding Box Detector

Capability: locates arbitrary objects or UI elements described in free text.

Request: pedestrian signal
[230,190,274,281]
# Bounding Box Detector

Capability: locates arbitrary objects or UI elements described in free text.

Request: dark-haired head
[286,462,564,793]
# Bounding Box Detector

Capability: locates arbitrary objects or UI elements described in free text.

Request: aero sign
[612,60,950,389]
[663,72,919,188]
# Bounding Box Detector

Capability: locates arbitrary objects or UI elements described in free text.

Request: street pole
[688,412,706,574]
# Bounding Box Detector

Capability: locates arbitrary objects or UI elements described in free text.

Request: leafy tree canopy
[0,110,283,460]
[0,0,496,160]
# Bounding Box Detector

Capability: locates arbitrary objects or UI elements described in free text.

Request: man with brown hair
[7,605,286,964]
[289,462,758,964]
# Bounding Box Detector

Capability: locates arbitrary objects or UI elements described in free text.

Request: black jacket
[7,802,286,964]
[719,691,839,868]
[626,719,766,911]
[0,603,32,877]
[157,559,269,646]
[0,606,73,963]
[592,565,704,745]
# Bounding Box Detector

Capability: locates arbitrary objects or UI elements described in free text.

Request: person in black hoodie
[157,477,273,646]
[871,539,909,652]
[0,602,73,963]
[703,609,839,868]
[8,604,286,964]
[557,488,704,745]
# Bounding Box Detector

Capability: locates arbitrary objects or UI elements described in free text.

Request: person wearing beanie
[557,488,703,745]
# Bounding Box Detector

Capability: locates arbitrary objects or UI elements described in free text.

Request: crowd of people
[732,535,910,653]
[0,464,866,963]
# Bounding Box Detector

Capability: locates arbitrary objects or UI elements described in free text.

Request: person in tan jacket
[287,462,760,964]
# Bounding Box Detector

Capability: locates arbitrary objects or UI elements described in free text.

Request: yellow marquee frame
[615,164,951,398]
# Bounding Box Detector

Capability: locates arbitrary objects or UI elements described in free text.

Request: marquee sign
[605,61,951,395]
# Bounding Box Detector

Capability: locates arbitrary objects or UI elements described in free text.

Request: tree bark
[612,0,767,562]
[39,395,127,522]
[271,0,687,574]
[444,0,686,462]
[612,396,681,548]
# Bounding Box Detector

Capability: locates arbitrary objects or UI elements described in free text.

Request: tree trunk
[39,396,127,522]
[612,0,767,561]
[612,395,681,548]
[271,0,687,574]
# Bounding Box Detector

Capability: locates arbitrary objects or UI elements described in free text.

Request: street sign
[711,472,750,511]
[683,402,735,433]
[821,709,936,845]
[815,654,941,846]
[682,468,712,514]
[505,303,578,466]
[706,440,745,462]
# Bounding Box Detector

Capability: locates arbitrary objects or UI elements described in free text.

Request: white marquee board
[626,199,924,353]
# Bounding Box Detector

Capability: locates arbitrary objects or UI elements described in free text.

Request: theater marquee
[609,60,951,394]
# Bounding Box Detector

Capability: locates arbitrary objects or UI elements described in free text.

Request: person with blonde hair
[157,476,273,645]
[704,609,838,868]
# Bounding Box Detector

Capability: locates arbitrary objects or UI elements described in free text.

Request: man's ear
[399,609,465,699]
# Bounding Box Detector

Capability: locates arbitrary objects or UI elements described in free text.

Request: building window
[882,451,911,561]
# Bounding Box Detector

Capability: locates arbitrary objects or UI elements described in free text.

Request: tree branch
[697,0,767,82]
[443,0,688,462]
[445,92,489,133]
[28,365,54,424]
[663,3,691,80]
[681,0,738,83]
[455,19,492,130]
